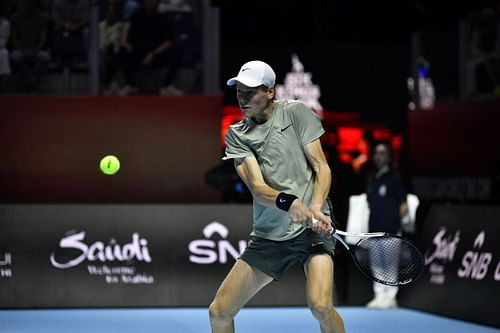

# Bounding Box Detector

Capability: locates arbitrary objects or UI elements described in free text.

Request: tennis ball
[100,155,120,175]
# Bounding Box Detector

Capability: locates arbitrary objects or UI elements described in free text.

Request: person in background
[9,0,50,91]
[118,0,181,95]
[50,0,88,68]
[122,0,139,20]
[466,6,500,97]
[0,15,11,81]
[365,141,410,309]
[99,0,123,94]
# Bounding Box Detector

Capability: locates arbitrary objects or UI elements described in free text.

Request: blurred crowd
[0,0,200,95]
[2,0,500,99]
[465,1,500,98]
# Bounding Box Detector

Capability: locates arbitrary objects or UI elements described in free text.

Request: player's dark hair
[258,84,276,101]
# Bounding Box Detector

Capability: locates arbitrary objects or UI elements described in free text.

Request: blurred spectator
[118,0,181,95]
[158,0,191,13]
[50,0,88,68]
[9,0,50,92]
[99,0,123,94]
[0,16,11,78]
[122,0,139,20]
[466,6,500,97]
[365,142,409,310]
[160,0,201,93]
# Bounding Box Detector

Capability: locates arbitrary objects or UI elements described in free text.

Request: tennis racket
[312,217,424,286]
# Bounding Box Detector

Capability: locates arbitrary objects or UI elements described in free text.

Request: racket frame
[317,220,423,286]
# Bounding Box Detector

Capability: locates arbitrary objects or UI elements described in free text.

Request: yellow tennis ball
[100,155,120,175]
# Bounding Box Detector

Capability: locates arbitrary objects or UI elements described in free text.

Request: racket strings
[354,236,423,285]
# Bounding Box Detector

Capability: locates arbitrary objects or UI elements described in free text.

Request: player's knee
[208,299,234,326]
[308,299,334,321]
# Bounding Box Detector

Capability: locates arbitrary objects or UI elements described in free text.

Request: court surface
[1,307,499,333]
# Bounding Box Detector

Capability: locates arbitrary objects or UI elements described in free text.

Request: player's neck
[252,101,275,124]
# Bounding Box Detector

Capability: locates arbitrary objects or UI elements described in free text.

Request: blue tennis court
[1,307,498,333]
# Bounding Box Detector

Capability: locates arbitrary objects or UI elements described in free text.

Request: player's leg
[304,253,345,333]
[209,259,273,333]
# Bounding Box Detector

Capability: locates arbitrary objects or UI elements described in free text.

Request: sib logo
[457,231,494,281]
[188,221,247,264]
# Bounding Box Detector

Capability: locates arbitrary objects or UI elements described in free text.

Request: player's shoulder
[278,99,317,124]
[228,119,248,132]
[229,119,245,129]
[278,99,312,118]
[226,119,251,139]
[278,99,308,111]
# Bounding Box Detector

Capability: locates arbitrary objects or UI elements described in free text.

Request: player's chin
[241,108,253,117]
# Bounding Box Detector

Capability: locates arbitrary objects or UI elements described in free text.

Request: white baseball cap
[226,60,276,88]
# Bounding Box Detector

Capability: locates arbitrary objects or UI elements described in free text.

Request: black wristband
[276,192,298,211]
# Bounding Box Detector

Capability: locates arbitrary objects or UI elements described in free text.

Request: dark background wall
[217,0,495,130]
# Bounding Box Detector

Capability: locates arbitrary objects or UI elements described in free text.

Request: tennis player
[209,60,345,333]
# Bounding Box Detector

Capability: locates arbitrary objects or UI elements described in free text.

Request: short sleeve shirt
[224,100,326,241]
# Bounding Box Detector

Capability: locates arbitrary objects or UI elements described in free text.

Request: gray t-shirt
[224,99,326,241]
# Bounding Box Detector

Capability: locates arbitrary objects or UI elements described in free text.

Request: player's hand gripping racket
[312,215,424,286]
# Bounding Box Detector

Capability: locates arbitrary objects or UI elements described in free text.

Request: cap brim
[226,76,262,87]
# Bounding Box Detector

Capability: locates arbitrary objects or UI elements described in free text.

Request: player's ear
[267,86,275,100]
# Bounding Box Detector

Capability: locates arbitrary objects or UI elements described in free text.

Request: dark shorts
[240,228,337,281]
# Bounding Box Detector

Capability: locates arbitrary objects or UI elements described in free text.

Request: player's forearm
[235,157,282,207]
[309,162,331,211]
[248,181,280,207]
[235,156,299,210]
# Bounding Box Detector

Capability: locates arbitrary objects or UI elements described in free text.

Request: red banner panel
[0,96,223,203]
[408,100,500,176]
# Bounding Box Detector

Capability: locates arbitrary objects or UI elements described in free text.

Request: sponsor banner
[411,176,493,202]
[399,205,500,328]
[0,252,11,279]
[0,204,308,308]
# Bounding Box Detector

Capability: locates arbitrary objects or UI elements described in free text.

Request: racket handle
[312,217,336,236]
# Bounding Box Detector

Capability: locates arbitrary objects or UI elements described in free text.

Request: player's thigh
[304,253,334,305]
[212,259,273,313]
